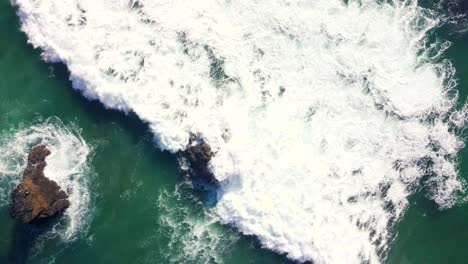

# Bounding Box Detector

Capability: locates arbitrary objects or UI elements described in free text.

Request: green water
[0,1,466,263]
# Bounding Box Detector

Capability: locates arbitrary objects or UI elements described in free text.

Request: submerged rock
[183,135,219,185]
[10,145,70,224]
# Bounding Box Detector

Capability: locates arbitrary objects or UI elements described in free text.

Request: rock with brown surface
[10,145,70,224]
[183,135,219,185]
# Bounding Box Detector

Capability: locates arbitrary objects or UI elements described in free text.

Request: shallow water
[0,0,467,263]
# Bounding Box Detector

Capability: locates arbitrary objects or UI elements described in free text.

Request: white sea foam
[157,183,239,264]
[0,118,93,241]
[13,0,467,263]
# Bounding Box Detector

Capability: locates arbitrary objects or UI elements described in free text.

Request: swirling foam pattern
[0,118,93,241]
[13,0,467,263]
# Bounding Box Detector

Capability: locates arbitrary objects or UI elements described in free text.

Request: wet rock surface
[183,135,219,185]
[10,145,70,224]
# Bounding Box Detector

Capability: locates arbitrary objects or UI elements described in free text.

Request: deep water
[0,0,467,263]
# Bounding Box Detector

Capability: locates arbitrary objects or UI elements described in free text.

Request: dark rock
[183,135,219,185]
[10,145,70,224]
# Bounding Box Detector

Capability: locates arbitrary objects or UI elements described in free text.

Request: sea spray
[13,0,467,263]
[0,118,94,242]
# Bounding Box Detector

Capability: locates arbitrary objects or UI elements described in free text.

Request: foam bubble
[0,117,93,241]
[13,0,467,263]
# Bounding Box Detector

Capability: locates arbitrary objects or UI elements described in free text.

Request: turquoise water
[0,1,467,263]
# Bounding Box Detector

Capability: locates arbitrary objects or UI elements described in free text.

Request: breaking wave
[13,0,467,263]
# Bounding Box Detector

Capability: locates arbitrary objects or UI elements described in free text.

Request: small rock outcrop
[184,135,219,185]
[10,145,70,224]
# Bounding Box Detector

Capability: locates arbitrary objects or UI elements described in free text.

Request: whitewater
[13,0,467,263]
[0,118,93,242]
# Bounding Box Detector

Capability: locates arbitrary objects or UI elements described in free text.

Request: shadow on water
[7,212,65,264]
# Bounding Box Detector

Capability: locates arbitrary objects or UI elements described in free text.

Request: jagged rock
[10,145,70,224]
[184,135,219,185]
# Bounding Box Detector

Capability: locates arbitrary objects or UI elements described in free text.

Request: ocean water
[0,0,467,263]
